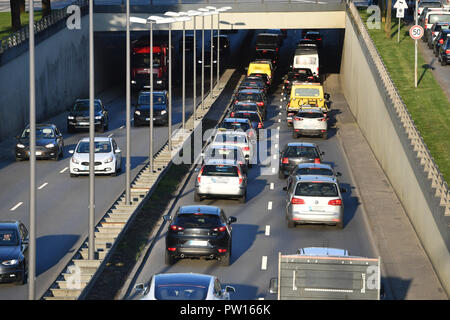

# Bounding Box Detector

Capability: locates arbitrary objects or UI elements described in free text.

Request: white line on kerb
[277,126,280,130]
[38,182,48,190]
[278,118,281,123]
[119,125,125,129]
[270,183,274,190]
[271,167,276,174]
[261,256,268,270]
[10,202,23,211]
[268,201,272,210]
[265,225,271,236]
[273,154,277,160]
[60,167,68,173]
[108,133,114,138]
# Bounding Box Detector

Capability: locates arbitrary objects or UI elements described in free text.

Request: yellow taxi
[247,61,273,82]
[286,82,330,125]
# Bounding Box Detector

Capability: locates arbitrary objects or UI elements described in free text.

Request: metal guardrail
[0,0,88,55]
[346,1,449,216]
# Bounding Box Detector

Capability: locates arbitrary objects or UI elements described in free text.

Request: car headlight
[104,156,113,164]
[2,259,18,266]
[45,143,55,148]
[135,110,141,116]
[157,80,162,84]
[16,144,25,148]
[160,110,167,115]
[131,80,136,84]
[67,116,75,120]
[95,115,102,120]
[71,157,80,164]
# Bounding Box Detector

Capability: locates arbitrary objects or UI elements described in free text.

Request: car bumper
[70,161,116,175]
[167,245,228,259]
[16,147,58,160]
[196,185,246,198]
[0,266,24,283]
[292,128,327,136]
[287,209,343,225]
[134,114,168,125]
[68,121,103,129]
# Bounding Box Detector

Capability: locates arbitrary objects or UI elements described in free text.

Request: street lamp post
[186,10,202,125]
[125,0,131,205]
[205,7,218,99]
[197,9,212,111]
[215,7,232,91]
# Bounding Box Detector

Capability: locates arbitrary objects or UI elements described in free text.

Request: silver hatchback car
[195,159,247,203]
[285,175,346,229]
[292,107,328,139]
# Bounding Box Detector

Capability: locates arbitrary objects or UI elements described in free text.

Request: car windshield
[215,134,248,144]
[429,14,450,24]
[175,213,222,228]
[256,35,278,45]
[236,92,262,101]
[235,112,260,122]
[72,101,101,113]
[21,127,55,139]
[295,182,338,197]
[295,167,334,176]
[76,141,112,153]
[285,146,319,158]
[221,122,250,131]
[202,164,239,177]
[294,88,321,97]
[297,111,323,118]
[138,94,166,105]
[155,284,208,300]
[132,52,161,68]
[434,24,449,31]
[0,230,19,246]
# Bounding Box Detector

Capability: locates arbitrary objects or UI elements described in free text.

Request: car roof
[204,158,239,166]
[215,131,247,137]
[80,137,111,142]
[154,273,213,287]
[178,205,221,215]
[287,142,318,148]
[295,175,337,183]
[0,221,20,229]
[296,163,332,170]
[208,144,240,150]
[297,247,349,257]
[223,118,249,123]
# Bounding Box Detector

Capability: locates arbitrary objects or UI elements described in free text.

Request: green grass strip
[0,12,43,40]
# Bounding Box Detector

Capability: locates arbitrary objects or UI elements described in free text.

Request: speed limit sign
[410,25,424,40]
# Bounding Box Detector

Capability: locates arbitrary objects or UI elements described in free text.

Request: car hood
[73,152,113,162]
[17,137,56,147]
[0,246,21,261]
[136,104,167,112]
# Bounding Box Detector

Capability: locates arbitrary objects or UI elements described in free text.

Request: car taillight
[237,167,243,184]
[285,80,289,84]
[230,112,235,117]
[258,122,263,129]
[294,117,302,121]
[218,249,227,253]
[314,158,321,163]
[440,39,444,44]
[170,225,184,231]
[167,247,177,251]
[213,226,227,232]
[291,198,305,204]
[197,166,204,183]
[242,146,250,152]
[257,102,264,106]
[282,157,289,164]
[446,49,450,54]
[328,199,342,206]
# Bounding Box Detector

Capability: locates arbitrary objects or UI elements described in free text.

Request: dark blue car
[134,91,168,126]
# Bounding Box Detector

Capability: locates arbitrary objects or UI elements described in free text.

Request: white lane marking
[108,133,114,138]
[271,167,276,174]
[278,118,281,123]
[278,112,282,116]
[60,167,68,174]
[268,201,272,210]
[273,154,277,160]
[258,297,265,300]
[38,182,48,190]
[277,126,280,130]
[10,202,23,211]
[270,183,274,190]
[261,256,268,270]
[276,134,279,139]
[275,143,279,149]
[265,225,271,236]
[119,125,125,129]
[279,105,282,109]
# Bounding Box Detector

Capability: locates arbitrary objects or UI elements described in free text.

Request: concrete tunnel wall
[340,10,450,295]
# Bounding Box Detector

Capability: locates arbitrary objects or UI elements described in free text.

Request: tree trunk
[380,0,386,23]
[19,0,25,14]
[385,0,392,37]
[10,0,22,31]
[42,0,51,17]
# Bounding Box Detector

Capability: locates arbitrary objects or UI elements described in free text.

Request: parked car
[134,273,235,300]
[194,159,247,203]
[284,175,346,229]
[433,29,450,56]
[69,137,122,177]
[15,124,64,161]
[285,162,342,191]
[278,142,324,179]
[202,144,249,173]
[134,91,168,126]
[0,221,29,285]
[163,205,237,265]
[292,107,328,139]
[438,36,450,65]
[67,99,108,133]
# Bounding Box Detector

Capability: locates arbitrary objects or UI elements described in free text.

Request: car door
[112,139,121,168]
[19,223,29,263]
[54,127,64,151]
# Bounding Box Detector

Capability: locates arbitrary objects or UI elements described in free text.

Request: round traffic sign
[409,25,424,40]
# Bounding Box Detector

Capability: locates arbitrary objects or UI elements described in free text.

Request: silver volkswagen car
[134,273,235,300]
[285,175,346,229]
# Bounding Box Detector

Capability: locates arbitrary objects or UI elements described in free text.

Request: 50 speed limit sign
[410,25,424,40]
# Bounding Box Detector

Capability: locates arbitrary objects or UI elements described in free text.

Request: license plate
[28,151,42,156]
[78,122,89,125]
[212,177,227,183]
[187,240,208,246]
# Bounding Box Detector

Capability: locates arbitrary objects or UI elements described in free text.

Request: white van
[292,49,319,76]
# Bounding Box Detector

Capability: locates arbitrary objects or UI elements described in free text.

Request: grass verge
[84,163,191,300]
[0,12,43,40]
[358,9,450,184]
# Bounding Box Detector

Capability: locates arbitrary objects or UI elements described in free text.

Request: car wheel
[287,217,295,228]
[16,265,27,285]
[165,251,176,265]
[278,169,286,179]
[194,191,201,202]
[441,59,447,66]
[321,132,328,140]
[219,251,231,266]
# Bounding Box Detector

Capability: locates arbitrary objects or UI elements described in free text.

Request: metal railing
[346,1,449,215]
[0,0,88,55]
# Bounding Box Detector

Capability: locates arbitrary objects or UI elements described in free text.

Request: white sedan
[69,137,122,177]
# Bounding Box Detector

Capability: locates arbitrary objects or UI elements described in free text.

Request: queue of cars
[418,1,450,65]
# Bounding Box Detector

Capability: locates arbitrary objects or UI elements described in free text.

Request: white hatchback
[209,131,255,167]
[292,107,328,139]
[69,137,122,177]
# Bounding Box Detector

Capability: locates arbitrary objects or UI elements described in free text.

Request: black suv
[15,123,64,161]
[164,205,237,266]
[278,142,324,179]
[67,99,108,133]
[0,221,29,285]
[438,37,450,65]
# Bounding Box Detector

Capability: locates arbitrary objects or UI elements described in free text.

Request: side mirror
[68,150,74,154]
[340,187,347,193]
[227,216,237,224]
[163,215,172,222]
[135,283,147,294]
[269,278,278,294]
[225,285,235,293]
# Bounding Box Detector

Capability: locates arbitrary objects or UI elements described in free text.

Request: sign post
[394,0,408,43]
[410,24,424,88]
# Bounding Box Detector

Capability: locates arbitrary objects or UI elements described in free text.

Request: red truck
[131,35,169,91]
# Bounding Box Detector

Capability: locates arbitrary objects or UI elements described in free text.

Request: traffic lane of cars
[128,79,377,301]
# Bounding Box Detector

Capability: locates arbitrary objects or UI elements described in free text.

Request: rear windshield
[285,146,319,158]
[221,122,250,131]
[419,2,442,8]
[155,284,208,300]
[429,14,450,24]
[288,73,310,81]
[202,165,239,177]
[235,112,260,121]
[214,134,248,144]
[295,167,334,176]
[305,33,321,40]
[295,182,338,197]
[297,111,323,118]
[294,88,321,97]
[236,92,262,101]
[174,213,222,228]
[256,35,278,45]
[234,104,259,113]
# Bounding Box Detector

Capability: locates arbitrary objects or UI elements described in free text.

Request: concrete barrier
[340,2,450,296]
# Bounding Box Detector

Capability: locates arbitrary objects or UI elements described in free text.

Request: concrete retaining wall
[340,4,450,295]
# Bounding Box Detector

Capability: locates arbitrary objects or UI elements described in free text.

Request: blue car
[134,91,168,126]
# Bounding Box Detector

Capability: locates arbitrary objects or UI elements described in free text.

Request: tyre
[321,132,328,140]
[238,191,246,204]
[278,169,286,179]
[287,217,295,228]
[165,251,176,265]
[194,191,201,202]
[441,58,447,66]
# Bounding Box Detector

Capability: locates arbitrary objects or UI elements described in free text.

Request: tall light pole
[187,10,202,124]
[88,0,95,261]
[215,7,232,91]
[28,0,36,300]
[206,7,218,99]
[198,9,212,111]
[125,0,131,205]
